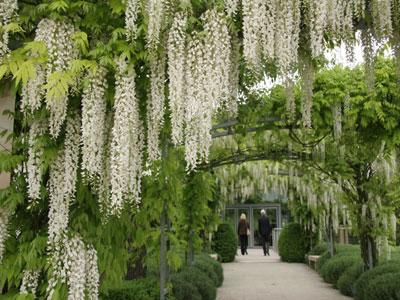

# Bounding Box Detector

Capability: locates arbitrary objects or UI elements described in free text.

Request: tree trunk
[160,200,168,300]
[327,200,336,257]
[358,208,378,270]
[188,229,194,266]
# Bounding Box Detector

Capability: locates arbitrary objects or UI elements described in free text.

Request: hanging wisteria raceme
[284,78,296,121]
[308,0,328,58]
[0,208,9,263]
[48,116,80,243]
[27,121,46,202]
[81,68,108,183]
[85,245,99,300]
[0,0,18,60]
[125,0,139,41]
[146,0,163,49]
[110,59,143,215]
[168,12,187,145]
[35,19,78,138]
[48,236,99,300]
[372,0,392,40]
[147,54,166,162]
[275,0,301,73]
[332,102,342,142]
[225,0,240,17]
[242,0,264,68]
[300,57,314,128]
[20,270,40,296]
[20,66,45,113]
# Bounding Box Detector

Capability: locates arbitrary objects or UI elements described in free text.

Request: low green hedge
[320,255,361,286]
[363,272,400,300]
[308,243,328,255]
[212,223,237,263]
[171,267,216,300]
[195,254,224,287]
[337,261,364,296]
[354,263,400,300]
[278,223,309,263]
[193,259,219,287]
[170,272,202,300]
[101,277,159,300]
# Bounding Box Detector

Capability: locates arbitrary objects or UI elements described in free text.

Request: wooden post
[0,83,15,189]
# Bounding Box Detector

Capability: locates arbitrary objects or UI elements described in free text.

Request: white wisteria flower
[20,270,40,296]
[81,68,108,183]
[0,208,10,263]
[0,0,18,60]
[110,59,143,215]
[125,0,139,41]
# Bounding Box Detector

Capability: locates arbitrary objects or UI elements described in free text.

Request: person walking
[237,213,250,255]
[258,209,270,256]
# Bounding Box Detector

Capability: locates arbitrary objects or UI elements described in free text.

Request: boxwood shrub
[195,254,224,287]
[212,223,237,263]
[170,272,202,300]
[172,267,216,300]
[354,263,400,300]
[193,259,219,287]
[308,243,328,255]
[363,272,400,300]
[320,255,361,286]
[278,223,309,263]
[337,261,364,296]
[101,277,159,300]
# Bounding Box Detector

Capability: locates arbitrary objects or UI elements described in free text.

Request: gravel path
[217,249,352,300]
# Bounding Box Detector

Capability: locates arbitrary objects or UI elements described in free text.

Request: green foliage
[317,251,331,272]
[195,253,224,287]
[363,272,400,300]
[101,277,159,300]
[278,223,309,263]
[171,267,216,300]
[170,273,202,300]
[320,255,361,286]
[354,263,400,300]
[337,261,364,296]
[193,259,219,287]
[212,223,237,263]
[308,243,328,255]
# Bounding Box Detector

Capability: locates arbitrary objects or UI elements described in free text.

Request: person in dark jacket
[237,213,250,255]
[258,209,270,256]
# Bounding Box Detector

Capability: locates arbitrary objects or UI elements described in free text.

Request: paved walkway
[217,249,351,300]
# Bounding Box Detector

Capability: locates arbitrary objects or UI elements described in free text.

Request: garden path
[217,249,351,300]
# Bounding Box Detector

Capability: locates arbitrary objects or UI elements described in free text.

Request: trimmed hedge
[308,243,328,255]
[195,254,224,287]
[337,261,364,296]
[364,272,400,300]
[212,223,237,263]
[193,259,219,287]
[278,223,309,263]
[101,277,159,300]
[320,255,361,286]
[170,273,202,300]
[171,267,216,300]
[354,263,400,300]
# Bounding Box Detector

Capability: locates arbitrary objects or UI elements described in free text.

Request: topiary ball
[363,272,400,300]
[195,254,224,287]
[212,223,237,263]
[278,223,309,263]
[337,261,364,296]
[170,272,202,300]
[320,255,361,286]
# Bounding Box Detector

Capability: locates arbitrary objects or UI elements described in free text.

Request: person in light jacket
[237,213,250,255]
[258,209,271,256]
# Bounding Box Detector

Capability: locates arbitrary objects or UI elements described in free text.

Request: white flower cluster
[20,270,40,296]
[372,0,392,40]
[326,0,354,41]
[20,66,45,113]
[48,236,99,300]
[183,10,234,170]
[0,208,9,263]
[300,57,314,128]
[27,121,46,202]
[125,0,139,41]
[85,246,99,300]
[48,117,80,243]
[225,0,240,17]
[332,102,342,142]
[146,0,163,48]
[0,0,18,60]
[81,68,108,183]
[110,59,143,215]
[147,55,166,162]
[35,19,77,138]
[168,13,187,145]
[308,0,328,58]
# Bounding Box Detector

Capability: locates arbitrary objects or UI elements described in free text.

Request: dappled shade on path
[217,249,351,300]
